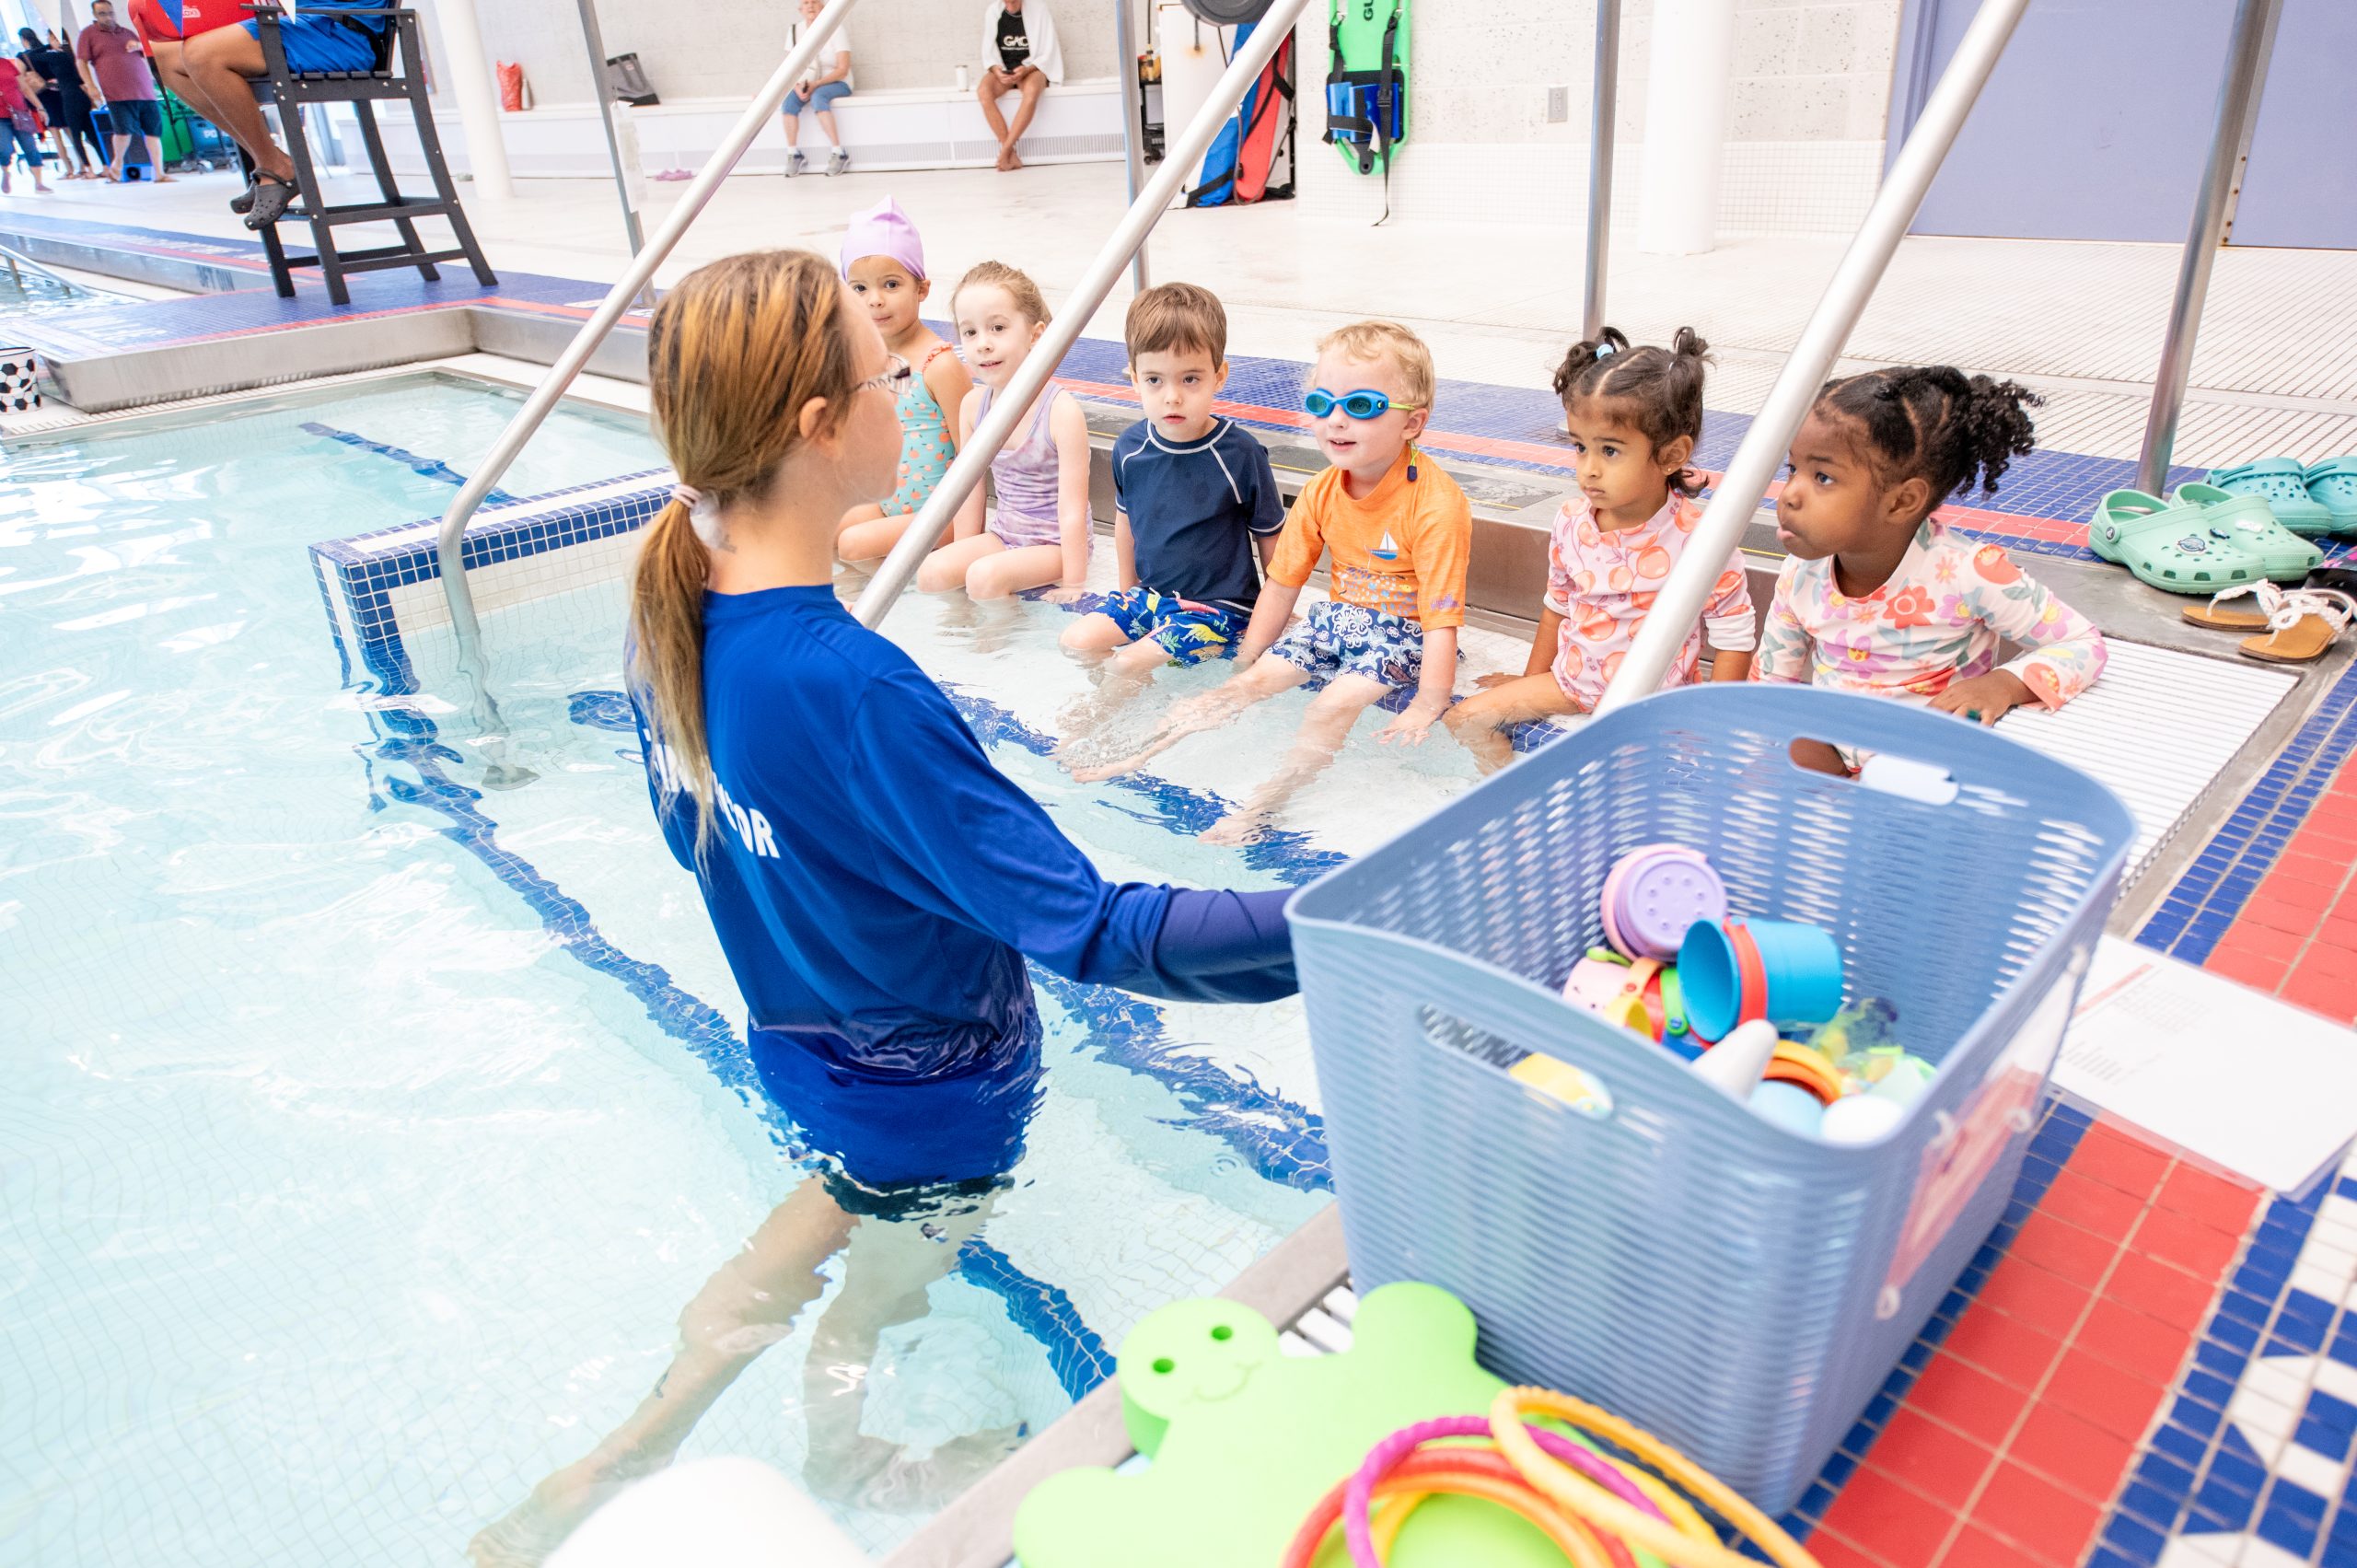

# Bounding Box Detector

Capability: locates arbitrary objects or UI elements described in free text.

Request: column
[425,0,513,203]
[1635,0,1737,255]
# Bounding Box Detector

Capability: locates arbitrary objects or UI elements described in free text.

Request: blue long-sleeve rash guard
[630,584,1298,1076]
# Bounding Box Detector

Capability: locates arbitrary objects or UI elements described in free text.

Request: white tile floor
[29,159,2357,470]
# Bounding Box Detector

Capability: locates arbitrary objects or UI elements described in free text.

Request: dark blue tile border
[2137,657,2357,963]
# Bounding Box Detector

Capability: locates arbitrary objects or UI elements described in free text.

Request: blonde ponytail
[627,249,862,854]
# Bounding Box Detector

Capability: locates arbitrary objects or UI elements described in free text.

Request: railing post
[851,0,1312,631]
[1595,0,2035,715]
[2134,0,2284,496]
[1115,0,1151,294]
[431,0,865,719]
[1582,0,1620,340]
[571,0,655,295]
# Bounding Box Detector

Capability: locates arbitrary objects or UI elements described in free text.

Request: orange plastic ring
[1724,921,1769,1026]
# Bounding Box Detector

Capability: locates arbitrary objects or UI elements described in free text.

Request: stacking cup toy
[1601,845,1727,961]
[1680,917,1843,1041]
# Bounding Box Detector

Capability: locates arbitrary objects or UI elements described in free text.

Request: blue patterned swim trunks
[1269,598,1425,689]
[1099,586,1247,668]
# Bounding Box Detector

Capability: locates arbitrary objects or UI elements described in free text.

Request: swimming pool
[3,370,1507,1562]
[0,250,128,317]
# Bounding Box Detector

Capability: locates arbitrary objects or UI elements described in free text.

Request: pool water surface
[0,373,1515,1562]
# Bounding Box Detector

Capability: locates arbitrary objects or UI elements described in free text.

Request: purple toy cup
[1603,844,1726,961]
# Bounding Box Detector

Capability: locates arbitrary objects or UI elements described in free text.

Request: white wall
[1294,0,1901,235]
[461,0,1123,109]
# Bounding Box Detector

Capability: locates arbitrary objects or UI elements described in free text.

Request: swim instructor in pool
[470,249,1295,1562]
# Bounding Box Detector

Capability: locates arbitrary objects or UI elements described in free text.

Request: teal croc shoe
[2090,486,2308,594]
[2306,457,2357,534]
[2209,458,2336,538]
[2174,482,2323,581]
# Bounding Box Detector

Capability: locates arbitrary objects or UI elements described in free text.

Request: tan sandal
[2240,586,2357,664]
[2183,580,2277,631]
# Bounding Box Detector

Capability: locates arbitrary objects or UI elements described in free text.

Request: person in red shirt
[74,0,167,183]
[0,57,53,194]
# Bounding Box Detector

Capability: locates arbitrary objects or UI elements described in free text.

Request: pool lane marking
[300,421,520,505]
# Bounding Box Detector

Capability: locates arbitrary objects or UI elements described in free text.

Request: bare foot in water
[467,1451,644,1566]
[1199,811,1270,846]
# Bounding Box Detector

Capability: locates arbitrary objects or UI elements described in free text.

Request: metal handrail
[1582,0,1621,341]
[851,0,1312,630]
[2135,0,2283,495]
[1595,0,2034,714]
[431,0,863,712]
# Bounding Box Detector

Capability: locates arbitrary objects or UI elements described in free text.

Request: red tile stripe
[2204,755,2357,1020]
[1808,1118,2263,1568]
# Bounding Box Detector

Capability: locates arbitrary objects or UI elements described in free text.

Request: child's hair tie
[1594,340,1616,359]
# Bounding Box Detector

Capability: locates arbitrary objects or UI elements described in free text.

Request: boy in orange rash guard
[1071,319,1473,845]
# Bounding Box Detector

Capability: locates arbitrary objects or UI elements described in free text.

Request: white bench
[381,79,1124,182]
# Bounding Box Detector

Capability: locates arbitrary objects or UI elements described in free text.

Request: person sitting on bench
[976,0,1062,173]
[163,0,388,228]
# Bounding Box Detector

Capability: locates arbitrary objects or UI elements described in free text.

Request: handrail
[852,0,1314,631]
[1594,0,2034,715]
[2135,0,2283,495]
[432,0,864,714]
[1582,0,1621,340]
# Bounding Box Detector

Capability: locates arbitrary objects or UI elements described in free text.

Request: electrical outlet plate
[1547,85,1569,122]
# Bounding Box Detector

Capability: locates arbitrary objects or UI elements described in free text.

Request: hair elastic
[671,482,724,548]
[1594,341,1616,358]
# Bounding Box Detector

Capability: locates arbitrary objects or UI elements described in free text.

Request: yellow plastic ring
[1489,1388,1824,1568]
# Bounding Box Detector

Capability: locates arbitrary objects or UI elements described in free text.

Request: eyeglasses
[858,354,911,397]
[1304,387,1423,421]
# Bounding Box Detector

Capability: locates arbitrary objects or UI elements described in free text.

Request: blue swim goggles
[1304,387,1424,420]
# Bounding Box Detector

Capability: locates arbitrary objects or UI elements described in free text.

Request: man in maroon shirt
[74,0,168,184]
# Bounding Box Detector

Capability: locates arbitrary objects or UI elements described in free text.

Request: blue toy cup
[1680,918,1844,1041]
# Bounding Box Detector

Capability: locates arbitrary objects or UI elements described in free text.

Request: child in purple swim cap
[834,196,974,566]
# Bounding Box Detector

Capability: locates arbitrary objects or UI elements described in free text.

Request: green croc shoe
[2090,487,2274,594]
[2210,459,2337,537]
[2174,482,2322,581]
[2306,457,2357,535]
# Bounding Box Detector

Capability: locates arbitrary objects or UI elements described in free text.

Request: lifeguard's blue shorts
[243,15,380,75]
[749,1013,1043,1219]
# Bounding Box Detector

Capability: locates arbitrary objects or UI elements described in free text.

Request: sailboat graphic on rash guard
[1372,530,1399,562]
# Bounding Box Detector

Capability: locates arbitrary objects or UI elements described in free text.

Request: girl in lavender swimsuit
[915,260,1094,601]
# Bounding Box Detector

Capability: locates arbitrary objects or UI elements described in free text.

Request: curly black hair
[1814,366,2043,501]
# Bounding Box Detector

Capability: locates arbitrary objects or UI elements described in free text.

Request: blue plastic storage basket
[1286,685,2135,1513]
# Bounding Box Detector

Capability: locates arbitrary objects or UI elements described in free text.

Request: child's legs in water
[1059,611,1133,656]
[1066,652,1309,783]
[916,532,1004,593]
[1205,672,1393,843]
[1444,670,1583,774]
[839,503,950,565]
[965,542,1067,600]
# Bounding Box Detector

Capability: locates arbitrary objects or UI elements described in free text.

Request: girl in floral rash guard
[1755,366,2106,755]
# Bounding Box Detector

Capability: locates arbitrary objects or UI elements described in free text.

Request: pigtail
[1949,374,2041,495]
[627,495,717,856]
[1552,325,1631,401]
[1666,327,1713,496]
[1817,365,2043,504]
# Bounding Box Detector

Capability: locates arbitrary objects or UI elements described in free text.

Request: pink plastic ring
[1342,1414,1665,1568]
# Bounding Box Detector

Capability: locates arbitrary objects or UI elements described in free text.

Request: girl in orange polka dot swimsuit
[834,197,974,565]
[1446,327,1756,773]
